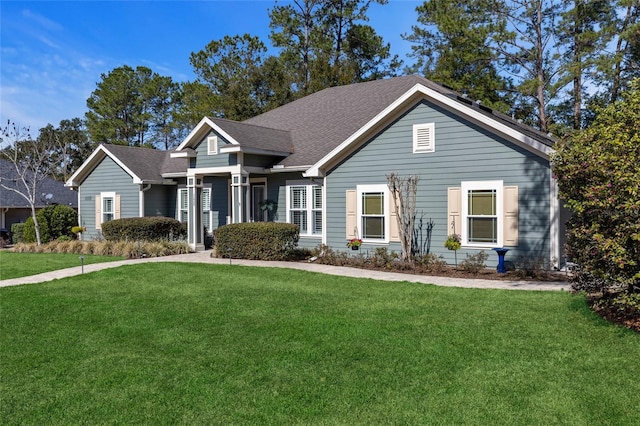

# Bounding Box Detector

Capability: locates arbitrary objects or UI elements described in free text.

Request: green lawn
[1,263,638,425]
[0,251,124,280]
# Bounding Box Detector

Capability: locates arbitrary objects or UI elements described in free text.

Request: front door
[251,184,265,222]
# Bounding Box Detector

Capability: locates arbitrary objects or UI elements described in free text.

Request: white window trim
[357,184,389,244]
[207,135,218,155]
[461,180,503,248]
[100,191,116,225]
[178,188,189,223]
[413,123,435,153]
[285,181,323,237]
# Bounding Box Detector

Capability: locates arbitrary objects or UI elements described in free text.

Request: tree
[269,0,324,95]
[269,0,400,96]
[386,173,419,262]
[0,121,68,245]
[189,34,272,120]
[174,81,220,130]
[86,65,181,148]
[593,0,640,104]
[36,118,93,182]
[403,0,514,112]
[552,79,640,293]
[555,0,614,130]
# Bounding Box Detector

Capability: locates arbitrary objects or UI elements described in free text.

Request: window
[179,189,188,223]
[202,188,211,232]
[413,123,435,153]
[286,183,323,236]
[103,196,114,223]
[312,185,322,234]
[207,136,218,155]
[289,185,307,233]
[357,184,388,242]
[467,189,497,243]
[461,181,503,247]
[96,192,118,230]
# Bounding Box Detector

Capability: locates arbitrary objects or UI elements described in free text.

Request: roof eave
[65,144,143,187]
[175,117,241,151]
[270,165,311,173]
[220,145,291,157]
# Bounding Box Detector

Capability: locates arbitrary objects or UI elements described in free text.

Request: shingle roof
[75,76,556,180]
[243,75,555,167]
[209,118,293,154]
[100,144,187,179]
[0,159,77,208]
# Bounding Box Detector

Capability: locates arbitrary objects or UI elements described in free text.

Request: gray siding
[192,130,236,168]
[144,184,176,217]
[78,156,140,240]
[204,176,230,229]
[267,172,322,249]
[325,100,552,267]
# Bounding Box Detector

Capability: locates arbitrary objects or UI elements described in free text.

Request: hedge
[10,223,25,244]
[101,217,186,242]
[22,205,78,244]
[214,222,299,261]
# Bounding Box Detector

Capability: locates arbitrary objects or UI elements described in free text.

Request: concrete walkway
[0,250,570,291]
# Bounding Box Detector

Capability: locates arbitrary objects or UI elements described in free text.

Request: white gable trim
[65,144,143,187]
[175,117,240,151]
[304,84,555,178]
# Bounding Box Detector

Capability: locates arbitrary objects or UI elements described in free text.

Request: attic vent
[413,123,435,154]
[207,136,218,155]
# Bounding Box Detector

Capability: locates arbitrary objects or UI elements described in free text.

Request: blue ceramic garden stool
[492,248,510,273]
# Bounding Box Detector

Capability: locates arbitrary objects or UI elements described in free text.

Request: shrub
[21,205,77,244]
[11,223,25,244]
[214,222,299,261]
[571,271,615,294]
[101,217,185,242]
[553,80,640,292]
[459,251,489,274]
[22,216,50,244]
[415,253,448,273]
[371,247,399,269]
[42,205,77,240]
[597,292,640,316]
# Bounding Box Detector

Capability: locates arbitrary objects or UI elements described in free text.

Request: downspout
[139,184,152,217]
[549,170,560,270]
[1,208,8,229]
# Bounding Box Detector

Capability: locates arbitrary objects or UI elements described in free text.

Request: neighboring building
[66,75,566,268]
[0,158,77,232]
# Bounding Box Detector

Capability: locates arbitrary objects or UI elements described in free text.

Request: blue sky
[0,0,422,132]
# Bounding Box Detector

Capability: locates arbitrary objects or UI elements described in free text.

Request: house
[66,75,567,268]
[0,158,77,232]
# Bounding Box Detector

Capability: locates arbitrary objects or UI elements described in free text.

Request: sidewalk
[0,250,570,291]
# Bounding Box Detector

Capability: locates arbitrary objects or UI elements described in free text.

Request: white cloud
[21,9,64,32]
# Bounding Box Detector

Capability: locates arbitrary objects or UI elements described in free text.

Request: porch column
[230,172,249,223]
[187,175,204,250]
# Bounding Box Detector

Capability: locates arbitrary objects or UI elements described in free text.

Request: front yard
[0,251,125,280]
[1,263,639,424]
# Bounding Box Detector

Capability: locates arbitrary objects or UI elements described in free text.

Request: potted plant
[259,199,277,221]
[444,233,461,268]
[347,238,362,250]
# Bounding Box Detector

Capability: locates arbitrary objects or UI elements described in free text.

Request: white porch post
[187,175,204,250]
[230,173,249,223]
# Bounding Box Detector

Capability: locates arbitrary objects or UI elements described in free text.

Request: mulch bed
[589,297,640,333]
